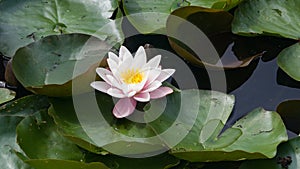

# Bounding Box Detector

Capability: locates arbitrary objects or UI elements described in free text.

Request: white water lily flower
[91,46,175,118]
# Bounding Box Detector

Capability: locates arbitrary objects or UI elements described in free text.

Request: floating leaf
[12,34,111,97]
[277,100,300,134]
[0,95,50,169]
[277,43,300,81]
[0,95,49,116]
[49,92,166,157]
[147,90,287,162]
[0,0,123,57]
[0,88,15,104]
[0,116,33,169]
[232,0,300,40]
[122,0,242,34]
[16,110,109,169]
[239,137,300,169]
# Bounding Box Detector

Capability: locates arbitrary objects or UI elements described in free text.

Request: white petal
[90,81,110,93]
[150,87,173,99]
[144,55,161,69]
[113,98,137,118]
[132,46,147,68]
[142,80,162,93]
[144,68,161,87]
[156,69,175,82]
[107,58,118,74]
[96,68,113,85]
[134,92,150,102]
[107,88,126,98]
[108,52,120,64]
[106,75,122,89]
[119,46,133,61]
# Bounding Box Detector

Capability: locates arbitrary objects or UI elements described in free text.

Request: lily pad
[0,95,50,169]
[122,0,242,34]
[147,90,287,162]
[232,0,300,40]
[49,92,167,157]
[0,116,33,169]
[12,34,112,97]
[277,43,300,81]
[239,136,300,169]
[0,95,49,116]
[16,110,109,169]
[0,88,15,104]
[277,100,300,134]
[0,0,123,57]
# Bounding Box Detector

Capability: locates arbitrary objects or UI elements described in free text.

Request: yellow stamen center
[121,69,144,84]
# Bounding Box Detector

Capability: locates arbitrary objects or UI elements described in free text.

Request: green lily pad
[122,0,242,34]
[232,0,300,40]
[239,136,300,169]
[147,90,287,162]
[49,92,166,157]
[16,109,109,169]
[0,0,123,57]
[277,100,300,134]
[0,95,49,116]
[0,116,33,169]
[0,88,15,104]
[17,110,84,160]
[277,43,300,81]
[12,34,112,97]
[0,95,50,169]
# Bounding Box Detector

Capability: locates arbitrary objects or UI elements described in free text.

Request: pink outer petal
[133,92,150,102]
[107,88,126,98]
[90,81,110,93]
[149,87,173,99]
[113,98,137,118]
[156,69,175,82]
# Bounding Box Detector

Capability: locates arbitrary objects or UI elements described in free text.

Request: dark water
[228,58,300,125]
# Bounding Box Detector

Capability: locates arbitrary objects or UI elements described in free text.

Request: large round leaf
[0,0,123,57]
[12,34,111,97]
[239,137,300,169]
[146,90,287,162]
[122,0,242,34]
[232,0,300,40]
[0,95,50,169]
[16,110,109,169]
[277,43,300,81]
[0,116,33,169]
[49,92,166,157]
[0,95,49,116]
